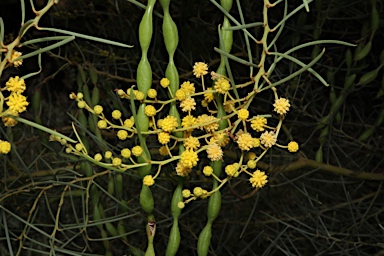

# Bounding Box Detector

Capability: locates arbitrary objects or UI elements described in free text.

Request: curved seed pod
[358,127,374,141]
[105,222,118,237]
[88,66,98,86]
[166,220,180,256]
[357,65,383,86]
[197,224,212,256]
[315,147,323,163]
[354,41,372,62]
[343,74,356,90]
[207,190,221,221]
[91,86,100,107]
[345,49,352,70]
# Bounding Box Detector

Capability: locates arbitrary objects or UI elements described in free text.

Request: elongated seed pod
[357,65,383,86]
[354,41,372,62]
[315,146,323,163]
[88,66,98,86]
[198,1,232,255]
[371,6,379,34]
[358,127,373,141]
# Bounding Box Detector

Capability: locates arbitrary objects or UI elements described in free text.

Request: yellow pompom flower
[214,78,230,94]
[247,160,257,169]
[117,130,128,140]
[145,105,157,117]
[112,157,122,166]
[97,120,107,129]
[132,146,143,157]
[0,140,11,154]
[177,201,185,209]
[196,114,219,133]
[183,136,200,150]
[203,166,213,176]
[287,141,299,152]
[160,78,170,88]
[260,131,277,148]
[193,187,203,197]
[180,81,195,96]
[161,115,178,132]
[93,105,103,115]
[2,112,18,127]
[182,189,191,198]
[193,62,208,78]
[175,89,187,101]
[75,143,83,151]
[77,101,86,109]
[204,88,215,103]
[105,151,113,159]
[143,175,155,186]
[176,162,192,176]
[159,146,169,156]
[158,132,171,144]
[236,132,254,151]
[206,143,223,161]
[180,97,196,112]
[77,92,84,99]
[6,93,29,113]
[112,110,122,119]
[94,153,103,162]
[181,115,196,130]
[123,118,134,128]
[249,170,268,188]
[273,98,290,115]
[10,50,23,67]
[210,132,230,147]
[251,116,267,132]
[6,76,26,93]
[225,164,238,177]
[180,150,198,168]
[134,91,145,101]
[147,88,157,98]
[121,148,131,158]
[253,138,261,148]
[237,109,249,121]
[247,152,257,160]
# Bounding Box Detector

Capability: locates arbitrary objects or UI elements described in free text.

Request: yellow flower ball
[180,150,199,168]
[203,166,213,176]
[94,153,103,162]
[193,62,208,78]
[97,120,107,129]
[237,109,249,121]
[6,76,26,93]
[251,116,267,132]
[206,143,223,161]
[236,132,254,151]
[158,132,171,144]
[193,187,203,197]
[112,110,122,120]
[182,189,191,198]
[225,164,238,177]
[273,98,290,115]
[158,146,168,156]
[112,157,122,166]
[123,118,134,128]
[183,136,200,151]
[77,92,84,99]
[204,88,214,103]
[160,78,170,88]
[75,143,83,151]
[161,115,178,132]
[249,170,268,188]
[180,97,196,112]
[93,105,103,114]
[0,140,11,154]
[287,141,299,152]
[247,152,257,160]
[144,105,157,117]
[117,130,128,140]
[260,131,277,148]
[175,89,186,101]
[147,89,157,98]
[132,146,143,157]
[121,148,131,158]
[214,78,230,94]
[77,101,86,109]
[143,175,155,186]
[247,160,257,169]
[177,201,185,209]
[134,91,145,101]
[105,151,113,159]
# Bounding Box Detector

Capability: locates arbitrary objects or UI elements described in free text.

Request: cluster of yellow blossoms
[64,62,299,207]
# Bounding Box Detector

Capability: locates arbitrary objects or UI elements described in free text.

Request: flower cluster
[64,61,299,210]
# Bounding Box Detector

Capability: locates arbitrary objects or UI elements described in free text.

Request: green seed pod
[165,220,180,256]
[207,191,221,221]
[93,204,102,229]
[91,86,100,107]
[311,45,320,61]
[345,49,352,70]
[343,74,356,90]
[357,65,382,86]
[78,110,88,136]
[318,127,328,145]
[371,7,379,34]
[170,182,183,219]
[117,220,127,240]
[88,66,98,85]
[105,222,118,237]
[107,173,115,195]
[82,85,92,108]
[77,66,86,89]
[326,70,335,86]
[329,88,337,104]
[140,184,154,214]
[197,224,212,256]
[315,147,323,163]
[115,173,123,199]
[358,127,373,141]
[354,41,372,62]
[88,115,96,134]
